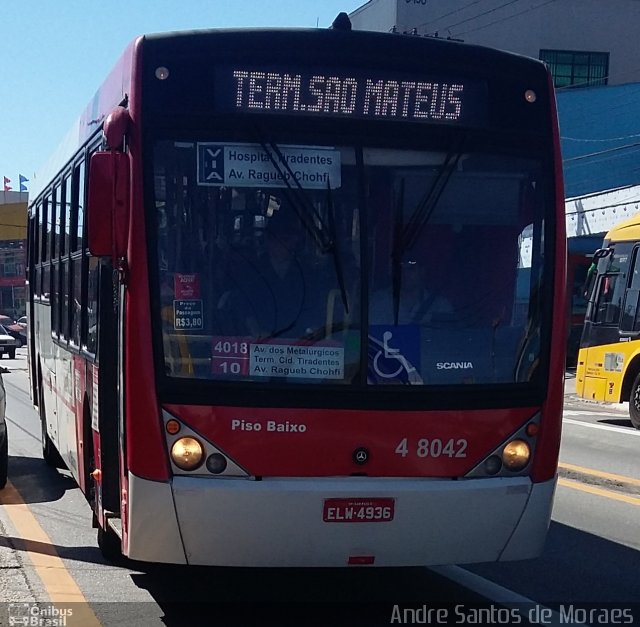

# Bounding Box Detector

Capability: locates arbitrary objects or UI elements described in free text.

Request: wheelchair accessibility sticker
[368,326,422,384]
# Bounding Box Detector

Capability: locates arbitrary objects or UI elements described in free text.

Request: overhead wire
[563,132,640,143]
[568,169,640,191]
[411,0,488,30]
[563,142,640,164]
[556,64,640,91]
[564,151,640,191]
[454,0,557,36]
[434,0,524,33]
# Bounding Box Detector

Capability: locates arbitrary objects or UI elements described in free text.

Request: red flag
[3,176,11,192]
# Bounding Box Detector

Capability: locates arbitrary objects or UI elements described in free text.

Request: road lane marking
[562,417,640,436]
[558,477,640,506]
[0,480,101,625]
[559,462,640,487]
[432,565,562,626]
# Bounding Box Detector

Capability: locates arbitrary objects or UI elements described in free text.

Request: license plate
[323,498,395,523]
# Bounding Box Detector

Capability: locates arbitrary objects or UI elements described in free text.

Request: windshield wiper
[391,178,405,326]
[387,139,464,327]
[326,181,349,314]
[257,136,331,250]
[400,139,465,253]
[256,132,349,315]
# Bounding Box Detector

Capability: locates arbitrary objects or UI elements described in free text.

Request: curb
[564,393,629,413]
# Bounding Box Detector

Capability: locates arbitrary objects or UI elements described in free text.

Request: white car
[0,372,6,489]
[0,325,18,359]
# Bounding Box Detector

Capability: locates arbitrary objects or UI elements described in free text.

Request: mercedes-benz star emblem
[353,447,369,465]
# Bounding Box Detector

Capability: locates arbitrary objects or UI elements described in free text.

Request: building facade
[350,0,640,88]
[0,191,28,320]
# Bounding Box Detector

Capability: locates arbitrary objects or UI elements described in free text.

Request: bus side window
[85,257,100,354]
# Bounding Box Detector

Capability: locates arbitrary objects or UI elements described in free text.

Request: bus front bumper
[126,472,556,567]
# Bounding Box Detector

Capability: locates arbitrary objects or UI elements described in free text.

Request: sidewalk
[563,370,629,413]
[564,371,577,396]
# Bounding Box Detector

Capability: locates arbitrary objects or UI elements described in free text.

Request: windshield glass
[590,243,632,326]
[152,139,546,386]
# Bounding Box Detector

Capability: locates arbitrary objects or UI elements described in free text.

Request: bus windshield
[152,139,546,386]
[589,243,632,327]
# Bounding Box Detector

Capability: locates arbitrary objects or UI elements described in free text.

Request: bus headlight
[171,437,204,470]
[502,440,530,471]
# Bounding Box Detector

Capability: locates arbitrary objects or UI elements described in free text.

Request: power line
[563,153,640,181]
[454,0,557,37]
[563,147,640,179]
[438,0,524,33]
[412,0,487,30]
[566,166,640,190]
[563,144,638,170]
[557,87,640,120]
[556,64,640,91]
[562,132,640,143]
[563,141,640,164]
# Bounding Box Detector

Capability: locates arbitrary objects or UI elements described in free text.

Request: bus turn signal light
[525,422,539,437]
[502,440,530,471]
[166,419,181,435]
[171,437,204,471]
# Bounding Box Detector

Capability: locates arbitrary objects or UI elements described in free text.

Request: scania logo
[353,447,369,465]
[436,361,474,370]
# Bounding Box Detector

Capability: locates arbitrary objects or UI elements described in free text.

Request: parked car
[0,371,7,489]
[5,323,26,347]
[0,325,18,358]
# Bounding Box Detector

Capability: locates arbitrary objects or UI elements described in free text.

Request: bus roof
[142,26,549,74]
[605,212,640,242]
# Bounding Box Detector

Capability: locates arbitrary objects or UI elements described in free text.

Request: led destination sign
[219,67,487,125]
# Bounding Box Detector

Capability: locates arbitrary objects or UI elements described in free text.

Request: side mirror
[87,151,130,257]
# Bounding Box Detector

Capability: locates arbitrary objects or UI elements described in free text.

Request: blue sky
[0,0,364,193]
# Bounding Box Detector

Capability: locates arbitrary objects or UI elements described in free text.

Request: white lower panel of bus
[126,472,556,567]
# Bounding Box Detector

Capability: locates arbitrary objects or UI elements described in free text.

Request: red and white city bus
[27,18,566,566]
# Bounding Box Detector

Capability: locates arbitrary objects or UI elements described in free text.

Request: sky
[0,0,365,194]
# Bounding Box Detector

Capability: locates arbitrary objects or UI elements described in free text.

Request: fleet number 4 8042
[395,438,468,458]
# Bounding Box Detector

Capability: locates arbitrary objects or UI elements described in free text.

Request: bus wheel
[97,525,123,562]
[40,387,65,468]
[630,372,640,429]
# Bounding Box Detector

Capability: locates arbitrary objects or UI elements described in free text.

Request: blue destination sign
[217,66,487,125]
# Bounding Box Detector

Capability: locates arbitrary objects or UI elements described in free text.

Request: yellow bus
[576,213,640,428]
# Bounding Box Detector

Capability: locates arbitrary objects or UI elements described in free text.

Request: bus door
[87,259,121,518]
[580,245,631,401]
